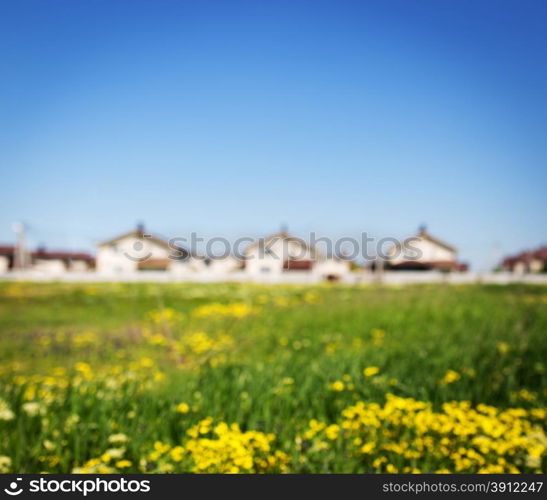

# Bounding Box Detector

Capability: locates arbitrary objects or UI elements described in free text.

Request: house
[314,254,352,281]
[31,248,95,273]
[385,227,467,272]
[244,231,318,276]
[0,245,94,273]
[0,246,14,273]
[501,246,547,274]
[96,225,191,274]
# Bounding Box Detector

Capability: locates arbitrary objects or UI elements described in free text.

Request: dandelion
[497,342,510,355]
[325,424,340,440]
[360,442,376,454]
[169,446,185,462]
[192,302,257,319]
[331,381,345,392]
[363,366,380,377]
[176,403,190,414]
[116,460,132,469]
[440,369,461,385]
[371,329,386,346]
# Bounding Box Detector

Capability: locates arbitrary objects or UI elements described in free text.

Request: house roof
[502,246,547,266]
[415,229,457,252]
[32,249,95,262]
[0,245,15,256]
[283,259,314,270]
[97,228,190,257]
[245,231,319,257]
[385,228,458,263]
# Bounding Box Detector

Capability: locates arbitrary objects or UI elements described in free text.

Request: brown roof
[137,258,170,270]
[32,249,95,262]
[283,259,314,271]
[0,245,15,256]
[502,246,547,267]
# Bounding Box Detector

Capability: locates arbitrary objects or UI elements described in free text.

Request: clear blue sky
[1,0,546,270]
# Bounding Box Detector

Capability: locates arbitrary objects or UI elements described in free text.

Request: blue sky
[1,0,546,270]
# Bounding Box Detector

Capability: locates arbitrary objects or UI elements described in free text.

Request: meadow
[0,281,545,474]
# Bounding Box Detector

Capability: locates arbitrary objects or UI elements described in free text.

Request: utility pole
[12,222,28,269]
[375,255,384,283]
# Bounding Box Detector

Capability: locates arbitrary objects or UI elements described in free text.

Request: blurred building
[31,248,95,272]
[385,227,468,272]
[314,254,352,281]
[501,247,547,274]
[0,245,94,273]
[243,231,351,280]
[244,231,317,276]
[96,224,205,274]
[0,246,15,273]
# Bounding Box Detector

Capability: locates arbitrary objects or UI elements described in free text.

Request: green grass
[0,282,545,473]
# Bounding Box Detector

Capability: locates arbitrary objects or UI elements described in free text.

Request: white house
[0,246,14,273]
[31,249,95,273]
[314,255,352,281]
[244,231,318,276]
[386,227,467,272]
[96,225,192,274]
[502,247,547,274]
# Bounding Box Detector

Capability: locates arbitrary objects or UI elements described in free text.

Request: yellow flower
[325,424,340,440]
[497,342,510,355]
[360,442,376,454]
[440,369,461,385]
[170,446,185,462]
[116,460,132,468]
[331,381,345,392]
[176,402,190,414]
[363,366,380,377]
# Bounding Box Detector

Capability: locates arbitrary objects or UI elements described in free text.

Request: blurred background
[0,0,546,272]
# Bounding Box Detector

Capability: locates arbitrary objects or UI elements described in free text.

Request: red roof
[0,245,15,256]
[502,246,547,268]
[32,249,95,262]
[283,259,314,271]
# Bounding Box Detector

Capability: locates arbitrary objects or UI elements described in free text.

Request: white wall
[69,260,91,272]
[389,237,455,265]
[245,238,315,276]
[0,256,9,273]
[207,256,242,274]
[3,270,547,285]
[32,259,67,274]
[170,256,207,275]
[96,235,170,274]
[314,258,350,278]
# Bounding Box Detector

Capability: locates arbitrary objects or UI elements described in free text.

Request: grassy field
[0,281,545,474]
